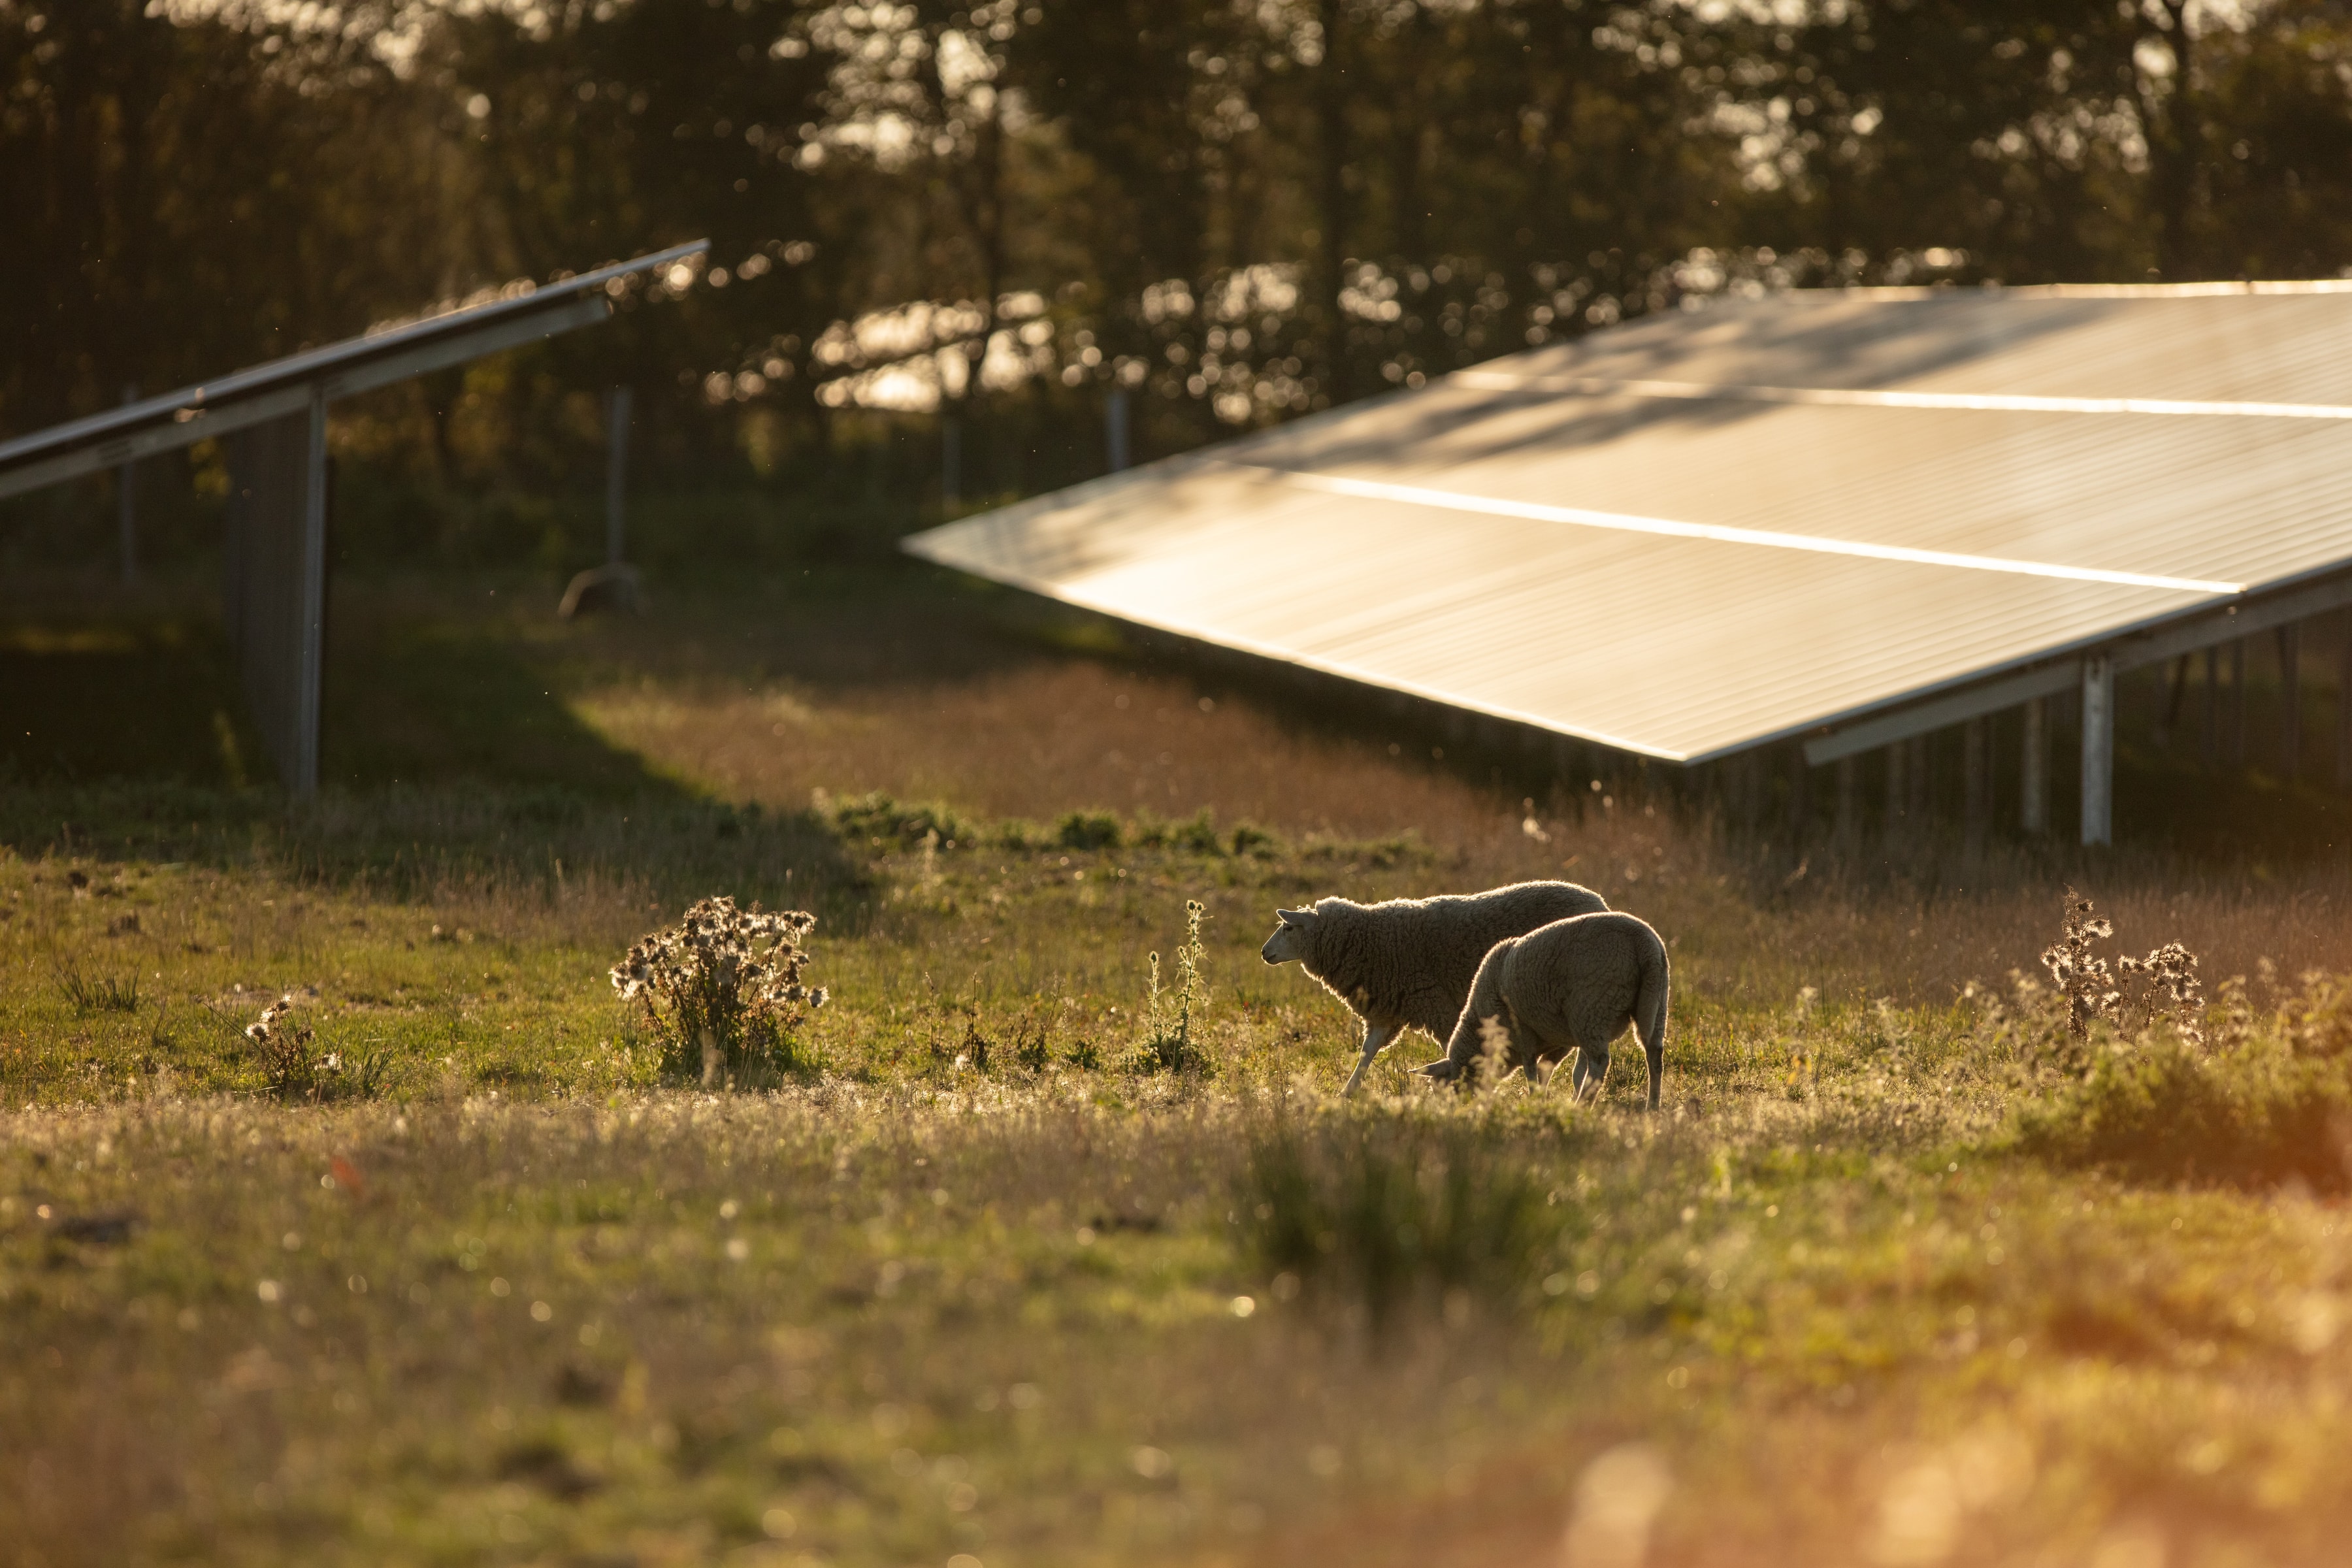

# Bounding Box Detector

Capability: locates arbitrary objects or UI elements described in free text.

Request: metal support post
[2279,621,2302,781]
[2228,638,2247,767]
[605,385,631,566]
[294,386,328,797]
[1883,740,1906,847]
[2201,645,2218,771]
[2339,610,2352,789]
[2022,696,2048,836]
[1962,716,1987,851]
[1908,734,1931,822]
[2081,653,2114,847]
[1105,387,1132,473]
[1787,746,1810,843]
[1835,755,1857,849]
[2156,655,2188,749]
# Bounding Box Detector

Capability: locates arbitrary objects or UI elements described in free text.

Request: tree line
[6,0,2351,557]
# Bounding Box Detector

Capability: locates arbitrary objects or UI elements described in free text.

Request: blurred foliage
[7,0,2352,574]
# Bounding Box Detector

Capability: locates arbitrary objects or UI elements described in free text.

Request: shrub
[1055,809,1124,851]
[610,897,828,1088]
[1125,899,1213,1075]
[243,997,390,1102]
[1229,823,1281,858]
[1169,809,1224,856]
[1237,1114,1552,1325]
[2013,1030,2352,1191]
[990,819,1044,851]
[830,791,973,851]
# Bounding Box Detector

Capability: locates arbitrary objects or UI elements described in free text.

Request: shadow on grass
[0,581,876,924]
[319,590,682,794]
[1,611,257,787]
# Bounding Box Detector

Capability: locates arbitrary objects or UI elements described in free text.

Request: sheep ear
[1276,907,1317,927]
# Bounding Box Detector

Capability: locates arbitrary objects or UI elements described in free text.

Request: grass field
[9,566,2352,1567]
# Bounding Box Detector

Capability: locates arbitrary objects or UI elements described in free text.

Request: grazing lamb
[1414,911,1671,1109]
[1260,880,1607,1095]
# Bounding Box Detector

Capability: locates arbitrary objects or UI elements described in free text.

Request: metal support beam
[2022,697,2048,835]
[1806,661,2074,765]
[1803,569,2352,766]
[0,295,608,502]
[2279,621,2302,780]
[2082,655,2114,846]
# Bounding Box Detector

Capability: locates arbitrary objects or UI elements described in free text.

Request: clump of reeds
[1126,899,1213,1075]
[54,963,141,1016]
[610,896,828,1088]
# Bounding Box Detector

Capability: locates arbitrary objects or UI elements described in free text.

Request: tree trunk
[1316,0,1352,406]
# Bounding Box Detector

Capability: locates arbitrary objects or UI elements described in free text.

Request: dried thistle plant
[2040,889,2119,1039]
[610,896,828,1087]
[2036,889,2206,1058]
[2117,940,2206,1047]
[245,996,321,1101]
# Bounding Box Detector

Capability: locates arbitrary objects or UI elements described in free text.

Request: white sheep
[1414,911,1671,1109]
[1259,880,1608,1095]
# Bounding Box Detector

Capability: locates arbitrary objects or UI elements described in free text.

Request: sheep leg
[1341,1019,1399,1097]
[1569,1043,1610,1102]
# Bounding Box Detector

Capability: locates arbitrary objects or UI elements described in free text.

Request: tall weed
[1126,899,1213,1075]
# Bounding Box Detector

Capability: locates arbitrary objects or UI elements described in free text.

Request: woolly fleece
[1418,911,1671,1109]
[1260,880,1607,1074]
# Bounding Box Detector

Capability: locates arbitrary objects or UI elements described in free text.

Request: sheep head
[1260,906,1320,966]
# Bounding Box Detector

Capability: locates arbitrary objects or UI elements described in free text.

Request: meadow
[8,566,2352,1568]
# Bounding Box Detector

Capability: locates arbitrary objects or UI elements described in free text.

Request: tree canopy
[7,0,2352,532]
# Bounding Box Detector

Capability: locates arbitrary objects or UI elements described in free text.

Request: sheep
[1414,911,1671,1110]
[1259,879,1607,1095]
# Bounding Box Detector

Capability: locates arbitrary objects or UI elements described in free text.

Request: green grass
[11,571,2352,1565]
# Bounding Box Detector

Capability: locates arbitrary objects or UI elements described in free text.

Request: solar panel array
[907,285,2352,763]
